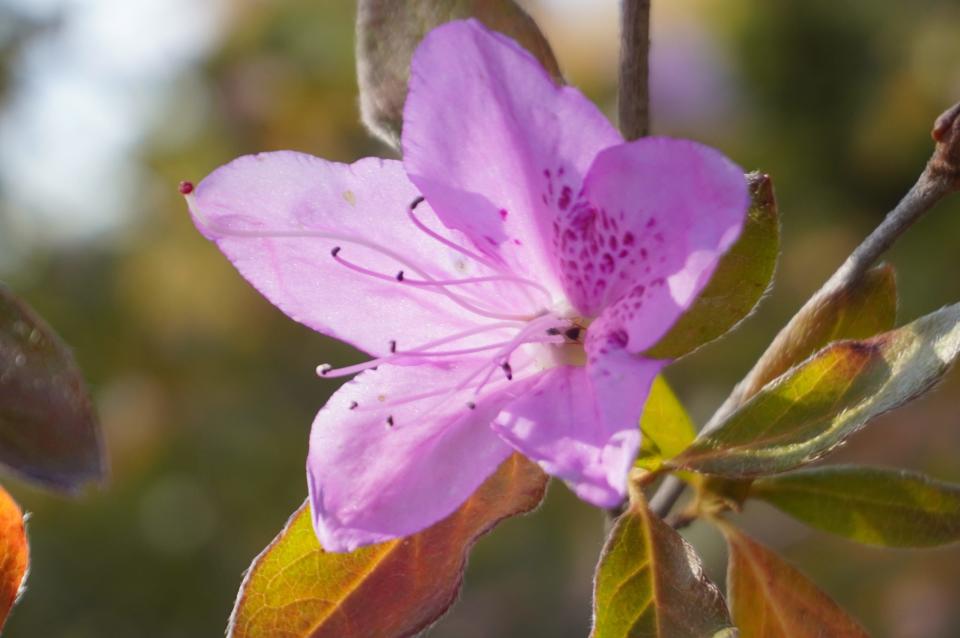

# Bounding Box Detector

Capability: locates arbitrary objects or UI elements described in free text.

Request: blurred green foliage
[0,0,959,636]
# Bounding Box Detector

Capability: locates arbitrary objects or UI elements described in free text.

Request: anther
[546,327,561,336]
[331,246,341,257]
[178,180,194,195]
[318,364,332,376]
[501,362,513,381]
[349,401,359,410]
[466,401,477,410]
[389,340,397,353]
[564,326,582,342]
[386,415,395,427]
[396,270,405,282]
[410,196,425,210]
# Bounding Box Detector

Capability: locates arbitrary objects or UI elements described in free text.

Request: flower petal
[557,137,749,350]
[403,19,622,297]
[188,152,519,356]
[493,355,661,507]
[307,357,541,552]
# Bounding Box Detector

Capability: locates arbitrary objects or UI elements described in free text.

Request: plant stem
[619,0,651,140]
[649,100,960,521]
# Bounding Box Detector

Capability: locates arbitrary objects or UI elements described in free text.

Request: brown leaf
[0,485,28,631]
[722,524,868,638]
[0,284,105,491]
[228,453,547,638]
[592,501,735,638]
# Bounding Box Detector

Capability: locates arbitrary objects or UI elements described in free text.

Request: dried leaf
[229,453,547,638]
[0,285,104,491]
[752,465,960,547]
[673,303,960,477]
[356,0,561,148]
[723,524,868,638]
[0,484,27,631]
[647,172,780,360]
[592,501,734,638]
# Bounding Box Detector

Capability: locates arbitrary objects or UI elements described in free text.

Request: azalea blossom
[183,20,748,552]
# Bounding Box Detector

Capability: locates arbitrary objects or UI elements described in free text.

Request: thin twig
[606,0,653,532]
[648,100,960,520]
[619,0,651,140]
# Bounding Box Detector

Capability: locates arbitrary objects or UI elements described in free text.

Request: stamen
[349,401,358,410]
[466,401,477,410]
[386,415,394,427]
[395,273,552,304]
[186,196,550,320]
[315,322,523,378]
[316,339,527,379]
[389,340,397,354]
[501,362,513,381]
[407,198,503,272]
[331,248,535,322]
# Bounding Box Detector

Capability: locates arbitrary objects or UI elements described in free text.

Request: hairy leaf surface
[229,454,547,638]
[592,502,734,638]
[753,465,960,547]
[735,263,897,402]
[673,303,960,476]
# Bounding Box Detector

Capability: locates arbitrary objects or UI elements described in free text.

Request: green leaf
[0,284,104,491]
[722,524,868,638]
[592,501,734,638]
[636,376,697,472]
[752,465,960,547]
[357,0,561,148]
[734,263,897,403]
[672,302,960,477]
[646,171,780,360]
[0,485,28,632]
[228,454,547,638]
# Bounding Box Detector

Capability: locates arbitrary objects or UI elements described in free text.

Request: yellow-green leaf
[752,465,960,547]
[672,303,960,477]
[357,0,561,148]
[0,485,28,632]
[592,501,734,638]
[228,454,547,638]
[723,525,868,638]
[646,171,780,360]
[734,263,897,403]
[636,376,697,472]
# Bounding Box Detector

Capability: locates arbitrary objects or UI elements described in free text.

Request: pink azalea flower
[183,20,748,552]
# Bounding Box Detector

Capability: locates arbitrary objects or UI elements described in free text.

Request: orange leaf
[0,485,28,631]
[229,453,547,638]
[722,524,868,637]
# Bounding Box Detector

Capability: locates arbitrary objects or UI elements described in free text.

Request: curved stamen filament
[315,321,521,378]
[318,339,531,379]
[331,249,536,321]
[187,195,534,319]
[399,273,552,305]
[407,198,503,272]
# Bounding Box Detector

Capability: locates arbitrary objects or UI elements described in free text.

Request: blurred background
[1,0,959,635]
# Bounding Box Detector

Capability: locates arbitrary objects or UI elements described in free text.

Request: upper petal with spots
[403,19,622,299]
[556,137,749,349]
